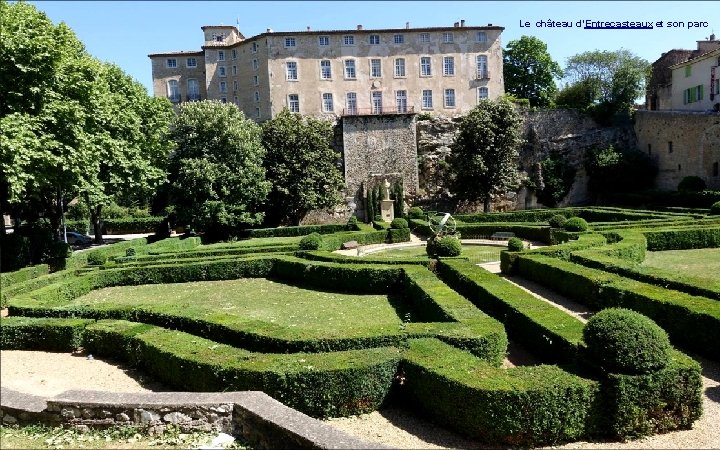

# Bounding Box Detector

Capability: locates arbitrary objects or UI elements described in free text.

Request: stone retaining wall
[0,387,387,449]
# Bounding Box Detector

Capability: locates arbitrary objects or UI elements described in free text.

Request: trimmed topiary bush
[125,247,136,257]
[507,237,524,252]
[548,214,568,229]
[434,236,462,257]
[299,232,322,250]
[583,308,671,375]
[347,215,359,227]
[408,207,424,219]
[390,218,409,229]
[563,217,588,232]
[711,201,720,215]
[677,176,706,192]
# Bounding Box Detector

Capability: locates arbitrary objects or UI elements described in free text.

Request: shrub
[390,218,409,229]
[549,214,568,228]
[564,217,588,232]
[86,252,108,266]
[347,215,359,227]
[374,214,383,222]
[711,201,720,215]
[583,308,671,375]
[507,237,524,252]
[408,207,424,219]
[677,176,706,192]
[299,232,322,250]
[125,247,136,257]
[434,236,462,257]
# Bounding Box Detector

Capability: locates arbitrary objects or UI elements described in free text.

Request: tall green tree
[503,36,563,107]
[561,49,649,123]
[261,109,344,226]
[447,99,524,212]
[168,101,269,237]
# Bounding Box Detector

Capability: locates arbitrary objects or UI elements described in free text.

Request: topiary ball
[347,215,359,226]
[583,308,671,375]
[507,237,524,252]
[408,206,424,219]
[710,201,720,215]
[390,218,409,229]
[299,232,322,250]
[548,214,568,229]
[563,217,588,232]
[677,176,706,192]
[434,236,462,257]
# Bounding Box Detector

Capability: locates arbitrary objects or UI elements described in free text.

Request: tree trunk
[483,197,491,213]
[91,204,104,244]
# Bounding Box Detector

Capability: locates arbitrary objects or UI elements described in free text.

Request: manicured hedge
[112,244,296,265]
[241,223,352,238]
[437,259,585,364]
[1,269,78,308]
[81,319,401,418]
[642,226,720,251]
[0,264,49,288]
[102,217,165,234]
[0,316,93,351]
[65,237,149,269]
[298,250,430,266]
[318,228,410,251]
[402,338,600,446]
[515,255,720,360]
[501,233,607,274]
[454,209,576,223]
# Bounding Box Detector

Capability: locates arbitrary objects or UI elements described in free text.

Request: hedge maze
[1,207,716,446]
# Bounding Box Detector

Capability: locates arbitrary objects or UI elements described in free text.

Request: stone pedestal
[380,200,395,223]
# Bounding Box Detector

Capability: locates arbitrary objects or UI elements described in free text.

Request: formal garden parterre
[2,206,719,446]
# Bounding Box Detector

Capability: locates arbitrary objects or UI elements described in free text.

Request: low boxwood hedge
[642,226,720,251]
[0,316,93,351]
[501,233,607,274]
[241,223,352,238]
[1,264,49,288]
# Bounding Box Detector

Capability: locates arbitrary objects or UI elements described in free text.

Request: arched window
[167,80,180,103]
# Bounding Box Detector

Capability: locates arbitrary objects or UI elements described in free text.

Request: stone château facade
[149,21,504,121]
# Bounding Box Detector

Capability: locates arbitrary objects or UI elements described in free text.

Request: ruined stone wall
[342,114,418,219]
[635,111,720,190]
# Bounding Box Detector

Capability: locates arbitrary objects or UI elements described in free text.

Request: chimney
[357,24,363,30]
[266,28,273,33]
[488,23,493,26]
[711,33,717,41]
[405,22,410,29]
[307,26,311,31]
[460,19,466,27]
[454,22,459,28]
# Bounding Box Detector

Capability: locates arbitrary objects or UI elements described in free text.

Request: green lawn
[72,278,402,339]
[369,245,503,264]
[642,248,720,282]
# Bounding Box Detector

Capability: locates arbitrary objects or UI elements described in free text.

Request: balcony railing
[342,106,415,116]
[476,71,490,80]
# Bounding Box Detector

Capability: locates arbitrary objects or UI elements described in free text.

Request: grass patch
[370,245,502,263]
[642,248,720,283]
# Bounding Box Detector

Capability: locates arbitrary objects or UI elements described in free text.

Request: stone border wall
[0,387,388,449]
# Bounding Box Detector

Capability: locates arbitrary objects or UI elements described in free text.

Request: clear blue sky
[29,1,718,94]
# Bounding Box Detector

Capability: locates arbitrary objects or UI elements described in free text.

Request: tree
[503,36,563,107]
[261,109,344,226]
[562,49,649,124]
[168,101,269,237]
[447,99,524,212]
[584,145,657,202]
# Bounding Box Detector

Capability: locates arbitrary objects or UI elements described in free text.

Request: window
[234,96,239,106]
[322,93,334,112]
[371,91,383,114]
[251,42,258,53]
[684,85,704,103]
[443,56,455,76]
[320,60,332,79]
[668,141,673,154]
[253,75,259,86]
[420,57,432,76]
[218,66,226,77]
[255,107,261,118]
[232,49,237,60]
[394,58,406,77]
[232,65,237,76]
[714,162,719,177]
[343,35,355,46]
[419,32,430,43]
[647,143,652,155]
[716,79,720,95]
[394,34,405,44]
[187,79,200,101]
[344,59,356,79]
[253,59,258,70]
[166,58,177,68]
[396,90,407,113]
[369,34,380,45]
[476,31,487,42]
[219,81,227,93]
[286,61,298,80]
[233,80,238,92]
[186,58,197,68]
[167,80,180,102]
[444,88,456,108]
[370,59,382,78]
[319,36,329,46]
[218,51,225,61]
[288,94,300,113]
[285,37,296,48]
[214,34,224,42]
[422,89,433,109]
[476,55,488,79]
[478,87,489,101]
[685,65,691,77]
[678,164,682,171]
[696,84,704,101]
[346,92,357,115]
[443,32,454,43]
[221,96,227,103]
[254,91,260,102]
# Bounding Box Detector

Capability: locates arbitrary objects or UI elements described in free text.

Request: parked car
[66,231,93,245]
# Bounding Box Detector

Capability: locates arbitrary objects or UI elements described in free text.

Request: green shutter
[685,65,692,77]
[699,84,704,100]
